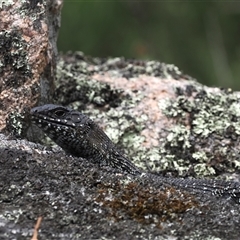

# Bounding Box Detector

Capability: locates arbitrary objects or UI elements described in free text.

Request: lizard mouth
[31,112,76,130]
[30,106,77,127]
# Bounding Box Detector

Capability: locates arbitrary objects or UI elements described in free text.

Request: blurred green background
[58,1,240,90]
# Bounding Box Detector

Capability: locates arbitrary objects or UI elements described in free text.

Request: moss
[95,180,198,228]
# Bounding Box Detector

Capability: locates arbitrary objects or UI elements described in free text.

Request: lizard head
[30,104,95,154]
[31,104,92,131]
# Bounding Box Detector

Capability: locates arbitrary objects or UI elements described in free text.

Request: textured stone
[0,0,63,135]
[1,133,240,239]
[1,1,240,239]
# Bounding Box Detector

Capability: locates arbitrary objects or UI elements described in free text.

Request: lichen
[0,30,31,82]
[156,85,240,178]
[55,58,124,108]
[0,0,14,8]
[6,111,26,138]
[55,55,148,168]
[55,52,240,179]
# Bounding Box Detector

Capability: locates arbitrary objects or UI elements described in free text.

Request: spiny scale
[31,104,240,203]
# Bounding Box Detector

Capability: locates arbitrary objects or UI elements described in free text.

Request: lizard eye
[54,109,66,118]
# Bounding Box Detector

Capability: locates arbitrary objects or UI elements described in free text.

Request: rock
[1,1,240,239]
[1,133,240,239]
[0,0,62,136]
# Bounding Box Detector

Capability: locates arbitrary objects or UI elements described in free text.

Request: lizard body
[31,104,141,175]
[31,104,240,203]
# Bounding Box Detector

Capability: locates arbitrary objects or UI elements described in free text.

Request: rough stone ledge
[1,133,240,239]
[1,1,240,239]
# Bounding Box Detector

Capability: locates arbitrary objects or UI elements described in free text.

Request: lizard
[30,104,240,203]
[30,104,141,175]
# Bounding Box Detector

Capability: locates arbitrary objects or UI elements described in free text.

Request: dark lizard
[30,104,141,175]
[30,104,240,203]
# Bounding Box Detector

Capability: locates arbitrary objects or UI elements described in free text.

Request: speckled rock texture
[1,1,240,239]
[1,52,240,239]
[0,0,62,136]
[55,53,240,181]
[1,134,240,240]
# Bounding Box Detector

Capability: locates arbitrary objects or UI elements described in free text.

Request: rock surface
[1,133,240,240]
[1,1,240,239]
[0,0,62,136]
[1,52,240,239]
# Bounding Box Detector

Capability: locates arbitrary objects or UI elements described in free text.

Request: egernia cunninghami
[31,104,240,203]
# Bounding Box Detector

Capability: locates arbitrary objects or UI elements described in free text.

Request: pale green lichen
[7,112,25,137]
[86,104,146,168]
[166,125,191,149]
[55,53,240,179]
[192,151,209,163]
[193,163,216,176]
[0,30,31,77]
[156,85,240,178]
[0,0,14,8]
